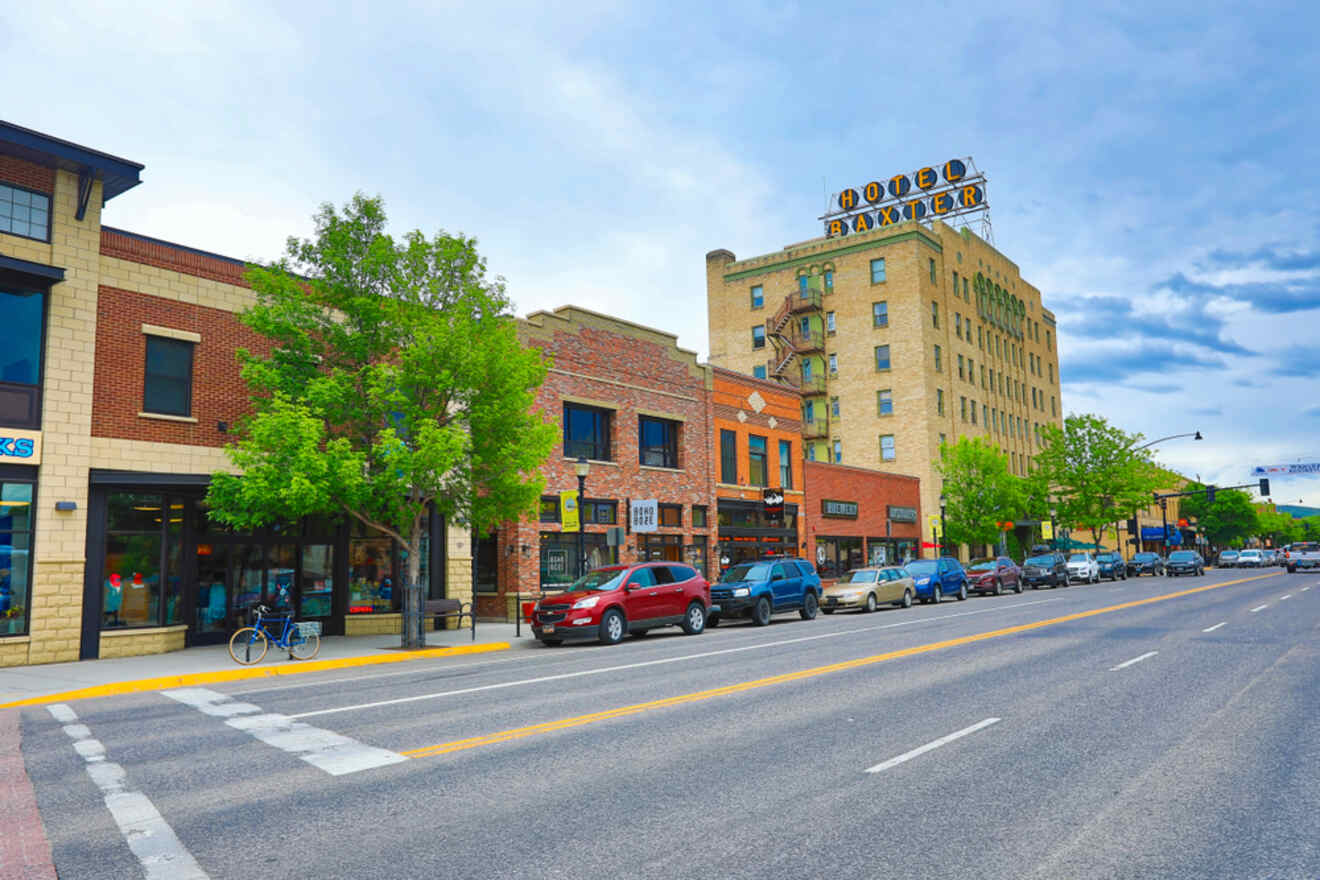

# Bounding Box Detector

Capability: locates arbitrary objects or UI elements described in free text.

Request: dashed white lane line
[1250,604,1269,613]
[48,704,209,880]
[1202,622,1227,633]
[161,688,407,776]
[1110,650,1159,671]
[1279,594,1292,601]
[865,718,1001,774]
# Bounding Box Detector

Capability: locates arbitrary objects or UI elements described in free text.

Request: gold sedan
[821,567,916,613]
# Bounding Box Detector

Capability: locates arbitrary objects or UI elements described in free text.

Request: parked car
[1066,552,1100,584]
[1095,551,1128,581]
[708,557,822,627]
[1260,550,1276,566]
[1275,545,1291,566]
[1236,549,1264,568]
[1127,552,1165,577]
[903,557,968,603]
[1166,550,1205,576]
[822,567,916,612]
[1217,550,1239,568]
[1283,541,1320,573]
[1021,552,1070,588]
[964,557,1023,595]
[531,562,710,646]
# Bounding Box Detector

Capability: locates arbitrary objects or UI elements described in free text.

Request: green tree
[1033,414,1164,549]
[206,195,557,647]
[936,437,1025,550]
[1180,483,1260,548]
[1255,508,1300,547]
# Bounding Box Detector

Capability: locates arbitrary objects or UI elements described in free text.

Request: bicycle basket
[295,621,322,637]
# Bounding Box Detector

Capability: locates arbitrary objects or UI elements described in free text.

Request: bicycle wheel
[228,627,269,665]
[288,630,320,660]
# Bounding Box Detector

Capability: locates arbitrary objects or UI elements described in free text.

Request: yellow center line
[402,572,1279,759]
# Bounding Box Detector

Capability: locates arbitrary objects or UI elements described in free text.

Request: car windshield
[1239,550,1259,556]
[1097,553,1120,562]
[1169,551,1197,561]
[720,563,772,583]
[1068,554,1089,563]
[1294,542,1320,552]
[1134,553,1158,561]
[1220,551,1238,557]
[905,561,937,576]
[1025,555,1055,566]
[847,570,880,583]
[567,568,627,591]
[967,559,996,571]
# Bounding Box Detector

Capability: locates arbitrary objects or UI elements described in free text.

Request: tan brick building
[706,220,1064,555]
[0,122,471,667]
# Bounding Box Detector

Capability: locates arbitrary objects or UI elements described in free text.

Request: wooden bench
[423,598,476,640]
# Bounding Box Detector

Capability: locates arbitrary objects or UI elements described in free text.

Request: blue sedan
[903,557,969,604]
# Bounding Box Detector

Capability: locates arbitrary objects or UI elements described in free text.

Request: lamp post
[1050,503,1058,552]
[1131,431,1200,557]
[1134,430,1201,452]
[574,457,590,578]
[939,494,948,559]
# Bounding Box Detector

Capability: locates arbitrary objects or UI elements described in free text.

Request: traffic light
[1126,517,1138,536]
[1206,485,1216,503]
[1259,478,1270,496]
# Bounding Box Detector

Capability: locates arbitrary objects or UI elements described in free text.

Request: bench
[423,598,476,640]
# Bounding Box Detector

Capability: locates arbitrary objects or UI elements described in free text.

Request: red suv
[531,562,710,646]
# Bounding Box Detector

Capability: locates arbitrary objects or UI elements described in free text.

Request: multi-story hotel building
[706,220,1064,550]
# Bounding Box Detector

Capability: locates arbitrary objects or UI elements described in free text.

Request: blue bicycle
[228,604,321,664]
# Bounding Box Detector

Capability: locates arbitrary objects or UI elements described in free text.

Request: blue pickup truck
[709,558,822,627]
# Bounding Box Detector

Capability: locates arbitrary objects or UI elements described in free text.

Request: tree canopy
[936,437,1025,549]
[1180,483,1260,547]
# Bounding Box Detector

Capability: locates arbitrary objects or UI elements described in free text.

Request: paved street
[12,568,1319,879]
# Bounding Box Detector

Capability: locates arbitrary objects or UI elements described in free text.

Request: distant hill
[1277,504,1320,519]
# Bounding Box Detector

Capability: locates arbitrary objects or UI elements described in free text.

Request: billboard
[820,157,987,237]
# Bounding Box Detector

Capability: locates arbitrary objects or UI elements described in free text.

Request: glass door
[193,544,232,640]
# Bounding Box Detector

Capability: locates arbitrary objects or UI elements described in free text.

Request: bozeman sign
[822,499,858,519]
[1253,462,1320,476]
[821,157,987,237]
[887,505,917,523]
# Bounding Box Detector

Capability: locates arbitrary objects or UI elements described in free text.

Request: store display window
[0,480,33,636]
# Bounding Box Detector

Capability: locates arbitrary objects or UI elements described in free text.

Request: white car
[1237,549,1264,568]
[1066,552,1099,584]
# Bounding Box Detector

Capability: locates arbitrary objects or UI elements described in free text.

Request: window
[750,284,764,309]
[1049,362,1055,383]
[806,443,817,462]
[967,358,974,382]
[1046,330,1052,350]
[955,313,962,338]
[877,389,893,415]
[748,435,768,487]
[830,396,840,418]
[824,270,834,292]
[0,184,51,241]
[929,258,937,283]
[828,353,838,375]
[937,388,945,416]
[0,479,34,635]
[584,500,618,524]
[939,432,947,446]
[958,354,965,380]
[931,300,940,328]
[804,399,815,424]
[639,416,679,469]
[102,491,186,629]
[953,271,960,298]
[564,402,612,461]
[870,258,886,284]
[779,440,793,489]
[826,311,836,334]
[752,325,765,349]
[981,364,987,388]
[832,439,842,463]
[720,429,737,483]
[970,400,978,424]
[1051,396,1057,416]
[875,345,891,371]
[143,336,194,417]
[933,345,942,372]
[802,359,813,381]
[963,277,969,300]
[753,365,767,380]
[977,326,983,348]
[539,497,560,522]
[659,504,682,527]
[0,287,46,428]
[960,396,967,420]
[799,275,809,296]
[872,301,888,328]
[880,434,896,461]
[983,403,989,425]
[799,316,811,337]
[692,505,708,527]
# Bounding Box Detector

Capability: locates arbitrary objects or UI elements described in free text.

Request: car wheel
[752,596,773,626]
[540,638,563,647]
[932,585,942,604]
[1062,574,1070,588]
[1015,579,1024,594]
[994,578,1004,597]
[706,613,720,628]
[681,601,706,635]
[799,591,819,620]
[865,593,877,613]
[599,608,626,645]
[956,582,968,601]
[901,589,913,609]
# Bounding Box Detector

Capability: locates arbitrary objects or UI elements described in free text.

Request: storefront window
[816,536,863,579]
[300,545,334,617]
[539,531,615,590]
[0,480,33,635]
[102,491,190,629]
[866,538,917,567]
[685,537,709,579]
[348,528,396,614]
[640,533,683,562]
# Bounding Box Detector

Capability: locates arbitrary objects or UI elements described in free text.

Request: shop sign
[822,499,858,519]
[821,157,988,236]
[763,487,784,520]
[0,429,41,465]
[928,514,943,539]
[559,490,580,532]
[630,499,658,533]
[887,505,917,523]
[1040,521,1054,540]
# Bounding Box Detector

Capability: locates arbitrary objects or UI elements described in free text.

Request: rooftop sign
[820,157,987,237]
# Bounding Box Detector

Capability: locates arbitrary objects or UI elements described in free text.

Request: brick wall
[100,228,251,287]
[91,286,270,447]
[711,366,804,500]
[803,460,922,575]
[0,155,55,193]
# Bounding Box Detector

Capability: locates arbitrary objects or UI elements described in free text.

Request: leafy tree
[1180,483,1260,548]
[936,437,1025,550]
[1033,414,1164,550]
[1255,508,1300,547]
[206,195,557,647]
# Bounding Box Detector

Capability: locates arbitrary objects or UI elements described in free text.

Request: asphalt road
[18,567,1320,879]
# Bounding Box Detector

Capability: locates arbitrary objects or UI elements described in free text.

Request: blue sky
[6,1,1318,503]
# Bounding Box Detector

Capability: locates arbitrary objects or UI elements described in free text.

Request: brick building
[0,121,470,667]
[802,461,922,580]
[710,368,804,572]
[473,306,717,619]
[706,220,1063,557]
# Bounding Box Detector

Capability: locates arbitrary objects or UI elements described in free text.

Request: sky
[5,0,1318,504]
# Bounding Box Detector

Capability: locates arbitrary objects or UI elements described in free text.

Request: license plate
[542,624,555,633]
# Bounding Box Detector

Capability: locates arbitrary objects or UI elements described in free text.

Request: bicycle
[227,604,321,665]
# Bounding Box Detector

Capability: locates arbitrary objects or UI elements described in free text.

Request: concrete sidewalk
[0,622,538,707]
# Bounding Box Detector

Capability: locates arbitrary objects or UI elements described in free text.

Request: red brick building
[803,461,922,580]
[474,306,717,618]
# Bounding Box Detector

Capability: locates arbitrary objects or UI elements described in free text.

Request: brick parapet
[0,154,55,193]
[100,227,251,288]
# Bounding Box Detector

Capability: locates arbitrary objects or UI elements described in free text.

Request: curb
[0,641,511,709]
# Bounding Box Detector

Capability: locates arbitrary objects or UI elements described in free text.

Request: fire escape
[765,278,829,441]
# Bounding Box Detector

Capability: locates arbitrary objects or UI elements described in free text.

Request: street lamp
[1132,431,1200,555]
[1049,503,1058,552]
[1134,430,1202,451]
[574,457,591,578]
[938,494,948,558]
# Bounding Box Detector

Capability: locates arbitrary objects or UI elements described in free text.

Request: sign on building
[887,505,917,523]
[820,157,988,237]
[822,499,858,519]
[763,487,784,520]
[630,499,658,533]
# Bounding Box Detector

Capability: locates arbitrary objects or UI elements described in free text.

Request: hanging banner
[630,499,658,533]
[927,514,943,539]
[1252,463,1320,476]
[1040,521,1054,541]
[560,490,580,532]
